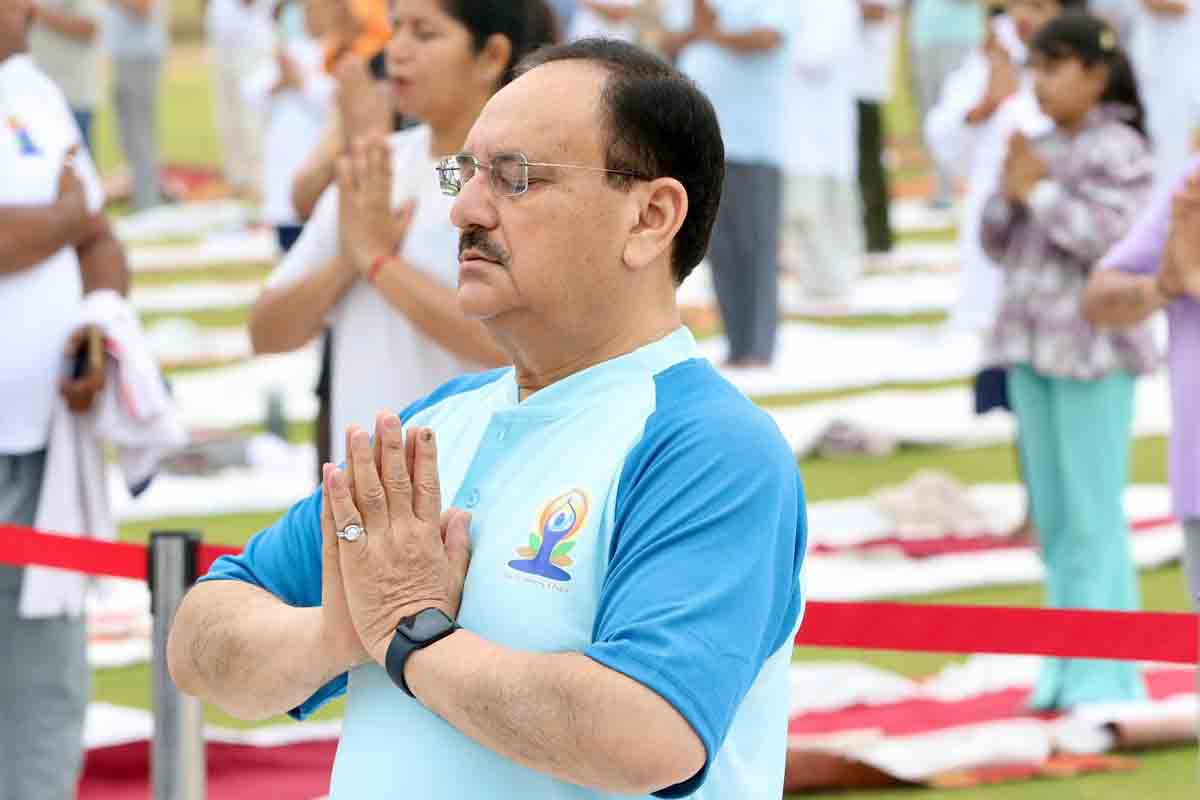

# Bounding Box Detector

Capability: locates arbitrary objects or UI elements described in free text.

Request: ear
[477,33,513,90]
[622,177,688,274]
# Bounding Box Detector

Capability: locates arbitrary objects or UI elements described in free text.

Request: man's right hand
[320,462,372,673]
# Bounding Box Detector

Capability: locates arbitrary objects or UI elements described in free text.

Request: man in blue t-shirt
[168,38,807,800]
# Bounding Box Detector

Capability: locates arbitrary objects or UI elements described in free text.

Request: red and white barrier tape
[2,524,1196,664]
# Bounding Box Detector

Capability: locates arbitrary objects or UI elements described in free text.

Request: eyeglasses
[435,152,649,198]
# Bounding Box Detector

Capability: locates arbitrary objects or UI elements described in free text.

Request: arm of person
[249,188,355,353]
[33,2,99,40]
[405,403,807,796]
[0,205,84,275]
[924,55,990,178]
[706,27,783,53]
[1023,136,1156,268]
[292,120,343,222]
[369,257,508,367]
[1084,170,1179,326]
[168,487,358,721]
[76,217,131,295]
[108,0,156,18]
[582,0,638,23]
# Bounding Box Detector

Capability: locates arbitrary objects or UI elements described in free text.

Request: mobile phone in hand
[70,326,102,380]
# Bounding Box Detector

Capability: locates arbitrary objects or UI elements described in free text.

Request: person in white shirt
[242,0,333,251]
[205,0,275,197]
[248,0,557,464]
[855,0,900,258]
[0,4,129,797]
[1131,0,1200,191]
[782,0,862,300]
[28,0,102,151]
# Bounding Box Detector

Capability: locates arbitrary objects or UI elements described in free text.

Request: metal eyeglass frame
[436,152,650,198]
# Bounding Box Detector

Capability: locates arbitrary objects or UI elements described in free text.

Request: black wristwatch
[384,608,460,698]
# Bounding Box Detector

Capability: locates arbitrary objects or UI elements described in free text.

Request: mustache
[458,228,511,269]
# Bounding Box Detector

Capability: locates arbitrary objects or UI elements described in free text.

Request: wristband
[367,254,392,285]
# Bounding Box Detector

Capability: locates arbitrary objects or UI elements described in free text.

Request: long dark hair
[1029,11,1147,138]
[439,0,560,88]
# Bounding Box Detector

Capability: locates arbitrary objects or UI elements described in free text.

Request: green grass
[141,305,251,330]
[133,263,272,287]
[796,747,1198,800]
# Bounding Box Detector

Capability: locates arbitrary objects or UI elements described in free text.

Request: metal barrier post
[149,531,206,800]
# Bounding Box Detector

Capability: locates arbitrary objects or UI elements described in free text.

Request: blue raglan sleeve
[583,397,807,798]
[197,486,340,719]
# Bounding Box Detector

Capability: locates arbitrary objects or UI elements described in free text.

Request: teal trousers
[1008,364,1147,709]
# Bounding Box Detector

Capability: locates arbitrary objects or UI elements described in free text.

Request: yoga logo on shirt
[508,489,590,582]
[6,116,40,156]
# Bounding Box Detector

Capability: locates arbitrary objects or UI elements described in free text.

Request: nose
[450,168,500,233]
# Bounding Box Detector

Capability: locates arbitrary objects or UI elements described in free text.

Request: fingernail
[331,468,346,489]
[384,414,401,431]
[421,428,433,443]
[353,429,370,449]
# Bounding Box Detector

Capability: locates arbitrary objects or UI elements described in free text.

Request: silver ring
[336,524,365,542]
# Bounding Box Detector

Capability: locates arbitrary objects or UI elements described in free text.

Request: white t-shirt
[854,0,901,102]
[569,1,639,42]
[265,125,480,463]
[242,38,332,226]
[0,55,104,453]
[786,0,859,180]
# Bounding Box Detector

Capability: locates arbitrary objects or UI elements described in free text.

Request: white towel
[21,290,187,619]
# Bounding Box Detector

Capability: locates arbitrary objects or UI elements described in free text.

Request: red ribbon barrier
[2,525,1196,664]
[0,525,239,581]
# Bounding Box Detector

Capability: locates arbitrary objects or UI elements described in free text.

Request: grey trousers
[1185,519,1200,612]
[707,161,782,364]
[113,56,163,211]
[0,451,89,800]
[912,41,973,205]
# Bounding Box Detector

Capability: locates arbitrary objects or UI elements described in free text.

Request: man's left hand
[325,414,472,666]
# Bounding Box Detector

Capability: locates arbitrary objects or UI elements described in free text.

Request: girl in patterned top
[980,11,1159,713]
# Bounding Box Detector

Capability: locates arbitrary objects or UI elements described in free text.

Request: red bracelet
[367,254,392,285]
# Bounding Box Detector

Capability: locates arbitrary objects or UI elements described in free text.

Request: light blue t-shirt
[910,0,984,49]
[202,328,807,799]
[672,0,802,167]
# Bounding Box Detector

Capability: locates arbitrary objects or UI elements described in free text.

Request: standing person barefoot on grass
[982,12,1158,711]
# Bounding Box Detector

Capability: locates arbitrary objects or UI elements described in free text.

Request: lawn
[87,24,1198,799]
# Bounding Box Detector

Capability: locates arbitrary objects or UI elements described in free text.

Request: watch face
[404,609,454,643]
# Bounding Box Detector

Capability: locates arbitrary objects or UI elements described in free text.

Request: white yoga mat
[679,267,961,318]
[133,280,263,314]
[130,231,278,273]
[115,201,255,243]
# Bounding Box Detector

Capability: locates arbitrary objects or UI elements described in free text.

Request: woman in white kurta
[249,0,556,463]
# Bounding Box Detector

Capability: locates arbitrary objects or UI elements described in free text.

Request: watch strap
[384,610,460,698]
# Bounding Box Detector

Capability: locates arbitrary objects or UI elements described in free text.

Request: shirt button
[497,428,507,442]
[465,489,480,508]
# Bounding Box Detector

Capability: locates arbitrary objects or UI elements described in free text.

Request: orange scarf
[323,0,393,72]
